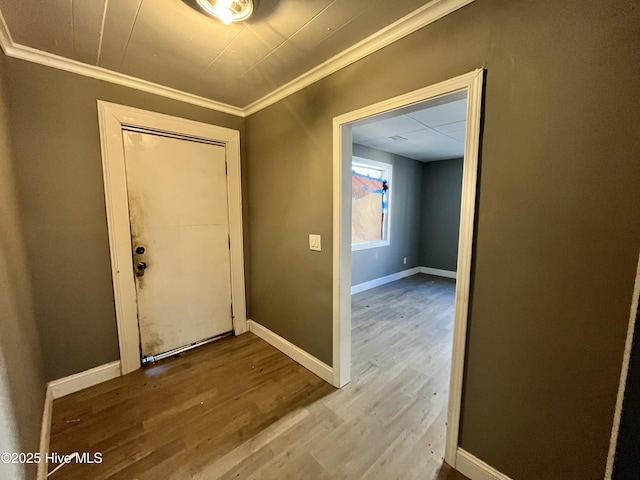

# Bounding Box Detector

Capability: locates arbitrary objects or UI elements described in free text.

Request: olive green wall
[0,52,45,480]
[2,53,246,381]
[351,144,423,286]
[245,1,640,478]
[1,0,638,477]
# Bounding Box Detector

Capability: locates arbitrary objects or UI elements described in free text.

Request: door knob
[136,261,147,277]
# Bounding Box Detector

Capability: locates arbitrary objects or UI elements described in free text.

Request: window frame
[351,156,392,251]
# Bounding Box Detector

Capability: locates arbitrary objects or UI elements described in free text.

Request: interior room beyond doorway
[349,90,467,469]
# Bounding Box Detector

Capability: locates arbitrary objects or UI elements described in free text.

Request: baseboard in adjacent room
[351,267,421,295]
[47,360,121,399]
[456,448,512,480]
[420,266,457,280]
[351,266,457,295]
[247,320,333,384]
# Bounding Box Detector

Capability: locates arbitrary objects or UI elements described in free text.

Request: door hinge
[231,303,234,319]
[225,160,228,175]
[228,235,231,249]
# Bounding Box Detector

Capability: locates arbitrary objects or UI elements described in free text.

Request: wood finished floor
[48,274,467,479]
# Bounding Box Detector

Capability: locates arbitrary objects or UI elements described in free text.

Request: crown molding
[243,0,475,116]
[0,10,245,117]
[0,5,13,47]
[0,0,474,118]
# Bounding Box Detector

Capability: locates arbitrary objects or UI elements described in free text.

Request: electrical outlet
[309,234,321,251]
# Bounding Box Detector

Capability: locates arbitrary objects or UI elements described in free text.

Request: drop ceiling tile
[434,120,466,133]
[405,129,464,160]
[362,127,464,161]
[403,127,463,144]
[447,130,467,143]
[352,130,371,144]
[407,99,468,127]
[352,115,426,141]
[358,138,395,149]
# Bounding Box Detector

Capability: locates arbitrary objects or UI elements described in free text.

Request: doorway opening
[349,90,466,473]
[332,70,483,467]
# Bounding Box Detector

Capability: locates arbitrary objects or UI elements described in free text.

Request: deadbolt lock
[136,246,146,255]
[136,261,147,277]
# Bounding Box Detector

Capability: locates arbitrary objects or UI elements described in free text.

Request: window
[351,157,392,250]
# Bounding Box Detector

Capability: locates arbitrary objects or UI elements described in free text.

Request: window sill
[352,240,390,251]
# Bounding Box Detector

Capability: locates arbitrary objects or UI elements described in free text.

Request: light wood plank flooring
[48,273,465,479]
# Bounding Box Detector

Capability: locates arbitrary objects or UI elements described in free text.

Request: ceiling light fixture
[196,0,254,25]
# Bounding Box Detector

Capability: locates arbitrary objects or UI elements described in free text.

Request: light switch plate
[309,234,321,251]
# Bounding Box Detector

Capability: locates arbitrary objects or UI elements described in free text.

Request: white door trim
[332,69,484,467]
[605,251,640,479]
[97,101,247,375]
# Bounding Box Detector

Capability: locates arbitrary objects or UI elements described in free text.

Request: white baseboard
[247,320,334,385]
[351,267,421,295]
[37,361,122,478]
[47,361,121,399]
[420,266,457,279]
[350,266,457,295]
[36,387,53,480]
[456,448,512,480]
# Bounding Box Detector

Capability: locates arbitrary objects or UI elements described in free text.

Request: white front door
[122,129,233,360]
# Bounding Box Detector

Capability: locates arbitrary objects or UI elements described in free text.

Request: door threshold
[142,331,233,365]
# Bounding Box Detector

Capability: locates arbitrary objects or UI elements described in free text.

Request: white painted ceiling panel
[97,0,143,69]
[313,0,431,61]
[239,45,314,102]
[208,27,275,78]
[118,1,242,95]
[0,0,74,58]
[247,0,334,46]
[72,0,107,65]
[0,0,442,107]
[291,0,375,52]
[237,1,336,81]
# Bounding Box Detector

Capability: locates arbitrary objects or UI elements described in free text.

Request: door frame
[332,69,484,465]
[97,101,247,375]
[605,251,640,479]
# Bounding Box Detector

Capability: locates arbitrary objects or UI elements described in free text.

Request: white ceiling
[0,0,436,108]
[353,92,467,162]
